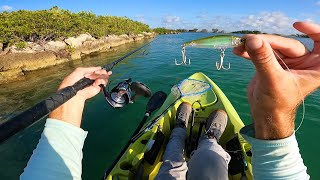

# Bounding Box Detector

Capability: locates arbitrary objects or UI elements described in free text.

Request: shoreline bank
[0,32,155,84]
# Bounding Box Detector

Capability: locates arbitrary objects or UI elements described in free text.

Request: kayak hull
[106,72,252,180]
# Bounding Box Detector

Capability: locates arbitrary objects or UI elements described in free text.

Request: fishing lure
[175,35,244,70]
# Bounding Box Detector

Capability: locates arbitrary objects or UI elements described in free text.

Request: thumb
[245,35,282,77]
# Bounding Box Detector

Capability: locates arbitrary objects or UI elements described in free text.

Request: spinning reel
[101,78,152,108]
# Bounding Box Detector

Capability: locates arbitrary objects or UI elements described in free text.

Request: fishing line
[272,50,305,132]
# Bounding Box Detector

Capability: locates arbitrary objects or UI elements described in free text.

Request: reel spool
[101,78,152,108]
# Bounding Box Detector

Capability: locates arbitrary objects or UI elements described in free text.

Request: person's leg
[155,103,192,180]
[187,110,231,180]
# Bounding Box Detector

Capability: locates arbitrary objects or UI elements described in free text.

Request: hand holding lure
[175,35,245,70]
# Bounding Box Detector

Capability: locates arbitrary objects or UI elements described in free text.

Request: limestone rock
[81,39,110,55]
[64,37,82,48]
[0,32,155,84]
[0,46,10,55]
[119,34,135,43]
[10,45,35,54]
[77,33,95,42]
[105,35,127,47]
[0,52,57,71]
[44,41,66,52]
[65,34,95,48]
[119,34,129,39]
[143,32,151,35]
[143,32,154,38]
[133,36,144,41]
[71,50,81,60]
[26,42,44,52]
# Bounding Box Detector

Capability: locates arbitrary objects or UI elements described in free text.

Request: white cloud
[0,5,13,11]
[239,12,298,34]
[161,15,182,28]
[162,15,181,23]
[156,11,308,34]
[316,1,320,6]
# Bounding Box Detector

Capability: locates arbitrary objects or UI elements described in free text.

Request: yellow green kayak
[106,72,253,180]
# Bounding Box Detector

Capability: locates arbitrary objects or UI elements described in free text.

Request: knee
[188,149,228,180]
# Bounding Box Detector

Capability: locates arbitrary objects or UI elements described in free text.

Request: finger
[75,67,102,75]
[233,46,251,60]
[257,34,309,57]
[94,69,112,74]
[85,69,111,79]
[234,48,287,62]
[85,73,110,80]
[293,22,320,41]
[93,69,108,74]
[245,35,283,77]
[293,22,320,51]
[85,69,112,77]
[94,78,108,87]
[234,35,306,59]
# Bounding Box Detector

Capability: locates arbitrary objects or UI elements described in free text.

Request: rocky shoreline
[0,32,155,84]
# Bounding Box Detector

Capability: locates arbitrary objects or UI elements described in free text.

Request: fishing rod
[0,40,153,144]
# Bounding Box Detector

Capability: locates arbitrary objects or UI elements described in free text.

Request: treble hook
[216,48,230,70]
[175,46,191,65]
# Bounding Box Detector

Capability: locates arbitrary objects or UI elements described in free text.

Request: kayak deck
[106,72,252,180]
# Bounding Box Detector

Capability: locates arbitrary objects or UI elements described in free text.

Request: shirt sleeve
[240,124,309,180]
[20,118,88,180]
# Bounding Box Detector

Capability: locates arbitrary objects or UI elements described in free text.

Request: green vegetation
[212,29,225,33]
[65,45,75,53]
[152,28,188,34]
[16,41,27,49]
[176,29,188,33]
[200,29,208,33]
[153,27,175,34]
[0,6,151,45]
[212,28,220,33]
[188,29,198,32]
[231,30,262,34]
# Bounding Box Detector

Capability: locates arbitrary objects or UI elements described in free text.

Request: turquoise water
[0,33,319,179]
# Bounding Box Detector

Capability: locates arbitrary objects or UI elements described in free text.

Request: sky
[1,0,320,34]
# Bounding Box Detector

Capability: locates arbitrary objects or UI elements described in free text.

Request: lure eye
[240,38,245,43]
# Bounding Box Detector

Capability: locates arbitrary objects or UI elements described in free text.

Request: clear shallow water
[0,34,319,179]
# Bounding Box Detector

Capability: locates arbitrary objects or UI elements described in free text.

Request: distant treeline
[0,6,151,45]
[231,30,262,34]
[153,28,187,34]
[154,28,265,34]
[153,28,227,34]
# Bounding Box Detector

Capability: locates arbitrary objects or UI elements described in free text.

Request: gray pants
[155,127,231,180]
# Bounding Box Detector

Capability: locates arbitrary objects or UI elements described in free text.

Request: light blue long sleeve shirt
[21,119,309,179]
[21,119,87,180]
[240,124,310,180]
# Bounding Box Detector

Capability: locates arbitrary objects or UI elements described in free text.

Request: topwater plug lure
[175,35,245,70]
